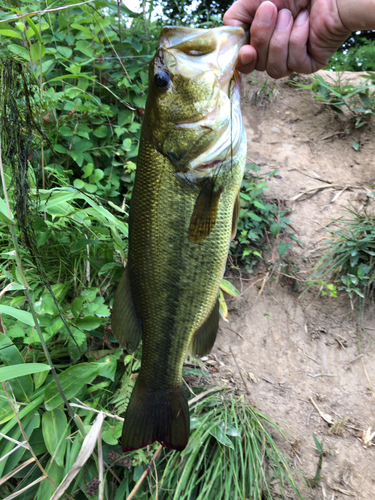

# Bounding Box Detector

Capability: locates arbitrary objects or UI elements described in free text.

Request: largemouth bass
[112,25,247,452]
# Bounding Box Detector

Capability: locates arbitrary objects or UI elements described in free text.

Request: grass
[310,205,375,308]
[157,393,303,500]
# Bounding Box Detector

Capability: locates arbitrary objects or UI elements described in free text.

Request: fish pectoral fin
[122,381,189,452]
[111,267,142,353]
[189,299,219,357]
[231,190,240,241]
[188,180,223,243]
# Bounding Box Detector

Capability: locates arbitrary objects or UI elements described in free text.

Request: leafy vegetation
[309,206,375,309]
[326,37,375,72]
[295,72,375,130]
[230,164,297,273]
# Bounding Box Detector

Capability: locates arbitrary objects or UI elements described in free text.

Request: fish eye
[155,70,171,88]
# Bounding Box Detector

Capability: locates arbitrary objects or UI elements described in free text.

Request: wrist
[337,0,375,30]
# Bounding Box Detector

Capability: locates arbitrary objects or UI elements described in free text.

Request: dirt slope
[213,71,375,499]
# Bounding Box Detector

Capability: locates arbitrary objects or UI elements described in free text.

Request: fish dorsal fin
[231,190,240,240]
[111,267,142,353]
[189,299,219,357]
[188,180,222,243]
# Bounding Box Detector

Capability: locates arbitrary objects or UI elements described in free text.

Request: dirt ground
[210,71,375,499]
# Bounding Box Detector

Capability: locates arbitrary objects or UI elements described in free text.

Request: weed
[157,393,303,500]
[294,72,375,129]
[307,434,324,487]
[310,205,375,308]
[230,164,298,273]
[248,73,278,108]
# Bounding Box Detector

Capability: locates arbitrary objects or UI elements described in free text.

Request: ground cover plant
[295,72,375,132]
[230,163,297,273]
[309,205,375,310]
[0,1,305,498]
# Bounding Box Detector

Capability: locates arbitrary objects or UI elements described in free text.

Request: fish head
[145,26,247,179]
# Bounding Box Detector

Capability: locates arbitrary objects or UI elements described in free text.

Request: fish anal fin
[189,299,219,357]
[231,190,240,241]
[188,180,223,243]
[111,267,142,353]
[121,380,189,452]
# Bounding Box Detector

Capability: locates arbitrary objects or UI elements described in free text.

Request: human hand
[224,0,353,77]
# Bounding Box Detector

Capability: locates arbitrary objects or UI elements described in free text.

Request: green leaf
[131,38,142,52]
[248,212,262,222]
[118,110,133,127]
[352,141,360,151]
[359,92,372,108]
[75,316,103,330]
[57,46,73,58]
[102,420,122,445]
[270,222,281,237]
[0,363,50,383]
[0,305,34,326]
[0,29,22,40]
[59,126,73,137]
[93,125,108,138]
[36,459,64,500]
[82,163,94,178]
[122,138,132,150]
[73,140,93,153]
[8,43,30,60]
[225,425,241,438]
[30,43,46,62]
[70,151,84,166]
[0,337,34,402]
[98,355,117,381]
[54,144,68,154]
[220,279,240,297]
[42,408,68,467]
[70,239,103,253]
[34,369,49,389]
[90,169,104,182]
[313,433,323,452]
[0,197,14,225]
[26,17,42,43]
[84,183,97,193]
[75,40,94,57]
[2,411,40,475]
[44,363,101,410]
[73,178,85,189]
[278,242,290,257]
[253,200,266,209]
[209,423,234,449]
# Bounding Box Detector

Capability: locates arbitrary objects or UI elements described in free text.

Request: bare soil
[212,71,375,499]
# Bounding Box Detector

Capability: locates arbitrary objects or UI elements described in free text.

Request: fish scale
[112,25,247,452]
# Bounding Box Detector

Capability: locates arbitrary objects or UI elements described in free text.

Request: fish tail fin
[121,379,190,452]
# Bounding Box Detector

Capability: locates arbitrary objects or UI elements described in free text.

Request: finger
[223,0,261,26]
[266,8,293,78]
[236,45,257,74]
[288,9,314,73]
[250,1,278,72]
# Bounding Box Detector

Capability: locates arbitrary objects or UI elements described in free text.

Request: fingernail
[257,4,275,26]
[276,9,292,30]
[295,9,308,26]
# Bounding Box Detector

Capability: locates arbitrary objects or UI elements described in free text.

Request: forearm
[338,0,375,30]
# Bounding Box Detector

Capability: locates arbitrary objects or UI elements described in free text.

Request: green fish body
[112,25,247,452]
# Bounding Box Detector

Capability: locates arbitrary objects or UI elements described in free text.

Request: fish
[112,25,247,452]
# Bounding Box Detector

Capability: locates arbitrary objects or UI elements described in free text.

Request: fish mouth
[159,26,246,178]
[183,71,244,178]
